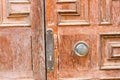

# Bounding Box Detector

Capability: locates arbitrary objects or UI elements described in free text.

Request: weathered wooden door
[0,0,46,80]
[46,0,120,80]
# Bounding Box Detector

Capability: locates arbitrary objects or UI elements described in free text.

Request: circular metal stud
[74,42,89,56]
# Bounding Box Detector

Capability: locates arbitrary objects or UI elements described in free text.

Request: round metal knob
[74,42,89,56]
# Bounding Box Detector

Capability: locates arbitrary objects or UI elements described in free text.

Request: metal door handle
[46,30,54,72]
[74,42,89,56]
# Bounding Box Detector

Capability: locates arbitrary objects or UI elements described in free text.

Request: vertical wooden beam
[31,0,46,80]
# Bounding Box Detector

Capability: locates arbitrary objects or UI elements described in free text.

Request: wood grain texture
[0,0,31,27]
[46,0,120,80]
[0,0,46,79]
[0,30,32,72]
[0,28,34,80]
[99,34,120,70]
[99,0,120,25]
[57,0,90,26]
[31,0,46,80]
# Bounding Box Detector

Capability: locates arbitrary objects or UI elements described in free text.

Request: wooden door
[46,0,120,80]
[0,0,46,80]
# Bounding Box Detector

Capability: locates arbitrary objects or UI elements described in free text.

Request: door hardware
[74,42,89,56]
[46,30,54,72]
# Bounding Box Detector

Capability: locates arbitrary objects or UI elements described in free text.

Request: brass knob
[74,42,89,56]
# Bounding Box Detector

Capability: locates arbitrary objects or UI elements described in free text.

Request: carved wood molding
[57,0,90,26]
[99,34,120,70]
[0,0,31,27]
[99,0,120,25]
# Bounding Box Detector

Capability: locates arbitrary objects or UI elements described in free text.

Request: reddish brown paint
[45,0,120,80]
[0,0,46,80]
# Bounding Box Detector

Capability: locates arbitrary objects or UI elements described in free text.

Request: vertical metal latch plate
[46,30,54,72]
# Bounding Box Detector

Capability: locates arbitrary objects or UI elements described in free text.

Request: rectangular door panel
[0,0,45,80]
[45,0,120,80]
